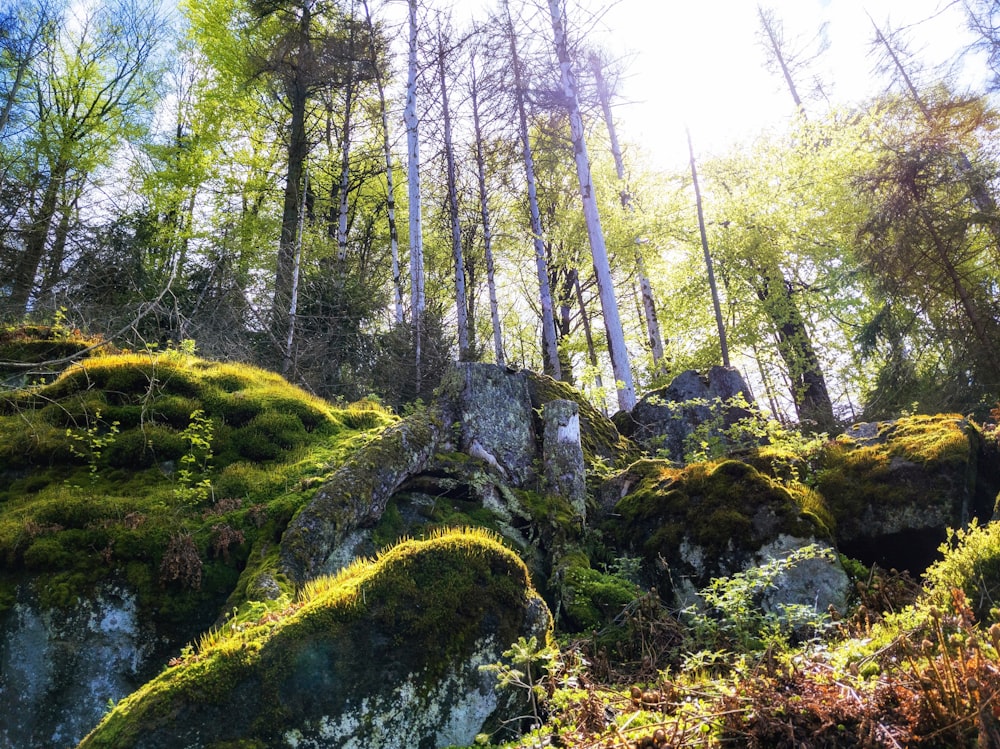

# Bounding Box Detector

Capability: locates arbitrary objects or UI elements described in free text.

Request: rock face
[604,459,848,611]
[619,367,755,461]
[0,579,159,749]
[80,531,552,749]
[817,415,995,572]
[543,400,587,520]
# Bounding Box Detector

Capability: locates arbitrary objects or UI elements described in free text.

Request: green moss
[815,414,977,529]
[0,350,395,631]
[524,371,639,470]
[604,459,826,593]
[79,529,548,749]
[556,554,641,632]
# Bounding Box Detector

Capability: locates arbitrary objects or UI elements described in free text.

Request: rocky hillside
[2,330,1000,748]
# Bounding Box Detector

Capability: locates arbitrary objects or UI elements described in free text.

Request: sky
[579,0,988,169]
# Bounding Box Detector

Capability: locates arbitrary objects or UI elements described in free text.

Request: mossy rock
[815,415,990,572]
[525,371,640,472]
[602,459,829,603]
[79,530,552,749]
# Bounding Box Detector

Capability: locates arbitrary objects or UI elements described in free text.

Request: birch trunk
[405,0,425,387]
[504,0,561,380]
[470,56,504,365]
[361,0,403,324]
[437,29,470,360]
[547,0,634,410]
[590,54,665,370]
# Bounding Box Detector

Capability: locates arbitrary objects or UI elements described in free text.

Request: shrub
[923,519,1000,623]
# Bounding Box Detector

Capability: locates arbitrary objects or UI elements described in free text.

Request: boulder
[603,459,847,611]
[816,414,995,572]
[0,579,159,749]
[80,531,552,749]
[619,367,755,461]
[542,400,587,520]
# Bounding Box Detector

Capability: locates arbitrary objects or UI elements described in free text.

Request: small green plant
[66,410,120,483]
[174,409,214,505]
[683,544,835,656]
[481,635,560,739]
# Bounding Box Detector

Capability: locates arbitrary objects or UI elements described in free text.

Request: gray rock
[0,580,157,749]
[455,363,537,486]
[625,367,755,461]
[543,399,587,520]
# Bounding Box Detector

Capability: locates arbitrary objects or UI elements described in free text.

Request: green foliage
[65,410,120,484]
[923,520,1000,623]
[174,409,215,506]
[682,544,835,656]
[481,635,560,732]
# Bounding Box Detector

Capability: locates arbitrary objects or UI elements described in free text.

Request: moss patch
[603,459,827,597]
[0,350,395,619]
[78,529,549,749]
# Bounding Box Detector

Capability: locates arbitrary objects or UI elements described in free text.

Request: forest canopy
[2,0,999,422]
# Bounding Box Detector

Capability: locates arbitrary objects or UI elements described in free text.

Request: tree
[4,0,165,318]
[502,0,561,380]
[687,129,730,368]
[546,0,634,411]
[405,0,427,387]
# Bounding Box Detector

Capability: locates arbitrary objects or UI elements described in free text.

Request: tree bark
[437,29,470,361]
[688,129,730,368]
[470,55,504,366]
[590,52,665,370]
[272,1,312,334]
[405,0,425,388]
[547,0,634,411]
[504,0,561,381]
[362,0,403,325]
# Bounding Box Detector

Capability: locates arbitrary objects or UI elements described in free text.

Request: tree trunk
[272,2,312,334]
[574,272,606,414]
[437,29,469,361]
[336,76,354,261]
[283,168,308,377]
[754,263,836,431]
[405,0,425,388]
[547,0,634,411]
[758,6,806,116]
[9,162,67,317]
[362,0,403,325]
[590,52,666,370]
[688,129,730,367]
[504,0,561,381]
[470,56,504,366]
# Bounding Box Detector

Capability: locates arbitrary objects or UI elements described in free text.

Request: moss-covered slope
[0,349,395,622]
[78,529,551,749]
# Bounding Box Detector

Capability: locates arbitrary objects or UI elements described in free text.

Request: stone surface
[543,399,587,520]
[454,363,538,486]
[604,459,832,608]
[622,366,755,461]
[817,415,994,572]
[0,580,158,749]
[81,532,552,749]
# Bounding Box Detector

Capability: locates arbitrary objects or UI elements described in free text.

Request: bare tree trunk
[283,168,308,377]
[590,52,665,370]
[362,0,403,325]
[757,6,806,115]
[687,129,730,367]
[9,162,67,316]
[437,28,470,361]
[336,76,354,261]
[405,0,425,388]
[547,0,634,411]
[504,0,561,380]
[272,2,312,335]
[470,55,504,366]
[574,271,606,414]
